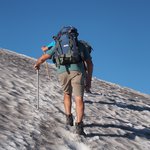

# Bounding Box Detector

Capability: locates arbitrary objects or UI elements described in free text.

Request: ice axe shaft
[37,69,39,109]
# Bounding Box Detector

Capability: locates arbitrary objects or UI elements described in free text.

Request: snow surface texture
[0,48,150,150]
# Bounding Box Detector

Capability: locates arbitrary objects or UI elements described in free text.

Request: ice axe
[36,69,39,109]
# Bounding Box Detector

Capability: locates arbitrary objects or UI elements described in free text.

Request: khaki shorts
[58,71,84,97]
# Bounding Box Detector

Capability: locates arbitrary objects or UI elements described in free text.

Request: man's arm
[84,59,93,92]
[86,59,93,79]
[34,54,51,70]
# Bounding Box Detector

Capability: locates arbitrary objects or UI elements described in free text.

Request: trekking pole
[37,69,39,109]
[43,52,51,79]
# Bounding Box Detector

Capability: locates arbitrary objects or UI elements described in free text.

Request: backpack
[53,26,82,67]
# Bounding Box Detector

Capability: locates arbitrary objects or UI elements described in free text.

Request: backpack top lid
[53,26,79,41]
[57,26,79,39]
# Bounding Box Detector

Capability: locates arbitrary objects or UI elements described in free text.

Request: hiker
[41,39,93,93]
[34,26,93,135]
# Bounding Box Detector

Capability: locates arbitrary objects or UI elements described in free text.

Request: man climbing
[34,26,93,135]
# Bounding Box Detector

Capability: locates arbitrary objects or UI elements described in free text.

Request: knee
[75,96,84,104]
[64,92,72,100]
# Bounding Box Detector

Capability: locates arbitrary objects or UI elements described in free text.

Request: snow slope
[0,48,150,150]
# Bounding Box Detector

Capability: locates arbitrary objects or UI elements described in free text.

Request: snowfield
[0,48,150,150]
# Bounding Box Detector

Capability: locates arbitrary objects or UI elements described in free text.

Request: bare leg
[64,93,73,126]
[64,93,72,115]
[75,96,84,123]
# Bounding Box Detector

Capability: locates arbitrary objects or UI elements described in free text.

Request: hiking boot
[75,122,86,136]
[66,114,73,126]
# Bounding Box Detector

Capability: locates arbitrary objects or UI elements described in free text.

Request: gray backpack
[53,26,82,67]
